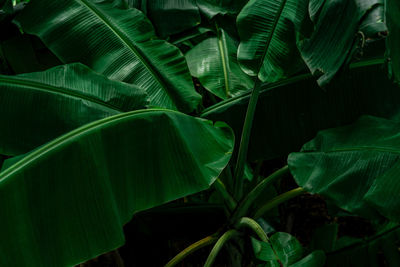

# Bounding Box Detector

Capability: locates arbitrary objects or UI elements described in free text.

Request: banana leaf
[185,27,253,99]
[0,63,148,156]
[252,232,325,267]
[326,224,400,267]
[196,0,248,19]
[15,0,201,112]
[126,0,201,38]
[300,0,383,86]
[386,0,400,84]
[236,0,310,83]
[0,109,234,267]
[288,115,400,222]
[202,60,400,161]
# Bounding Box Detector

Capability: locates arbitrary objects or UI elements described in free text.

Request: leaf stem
[204,230,240,267]
[164,235,218,267]
[232,166,289,221]
[233,78,262,199]
[235,217,268,242]
[214,178,237,212]
[253,187,305,219]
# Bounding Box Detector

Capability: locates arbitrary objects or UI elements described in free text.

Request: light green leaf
[237,0,310,83]
[288,115,400,222]
[0,109,234,267]
[0,63,148,156]
[299,0,383,86]
[386,0,400,84]
[15,0,201,112]
[186,27,253,99]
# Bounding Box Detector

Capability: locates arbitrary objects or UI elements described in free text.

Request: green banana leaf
[308,0,325,22]
[202,60,400,161]
[196,0,248,19]
[252,232,325,266]
[359,4,386,39]
[126,0,201,38]
[300,0,383,86]
[236,0,310,83]
[0,109,234,267]
[0,63,148,156]
[185,27,253,99]
[15,0,201,112]
[288,115,400,222]
[326,224,400,267]
[386,0,400,84]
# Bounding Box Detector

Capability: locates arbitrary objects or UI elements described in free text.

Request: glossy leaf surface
[186,27,253,99]
[16,0,201,112]
[237,0,310,83]
[300,0,382,86]
[288,116,400,222]
[0,109,234,267]
[0,63,148,156]
[202,60,400,161]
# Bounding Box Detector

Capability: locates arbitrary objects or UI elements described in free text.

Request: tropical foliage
[0,0,399,266]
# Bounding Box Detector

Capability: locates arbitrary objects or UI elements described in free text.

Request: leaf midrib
[215,23,231,97]
[257,0,288,73]
[0,108,173,182]
[78,0,171,101]
[0,76,124,112]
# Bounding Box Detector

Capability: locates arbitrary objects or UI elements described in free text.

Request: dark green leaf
[0,63,148,156]
[386,0,400,84]
[15,0,201,112]
[237,0,310,83]
[310,224,338,253]
[186,27,253,99]
[299,0,383,86]
[202,60,400,161]
[196,0,248,19]
[288,115,400,222]
[289,251,325,267]
[126,0,201,38]
[0,109,234,267]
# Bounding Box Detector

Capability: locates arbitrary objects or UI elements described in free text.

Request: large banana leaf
[0,109,234,267]
[288,116,400,222]
[186,27,253,99]
[202,60,400,161]
[125,0,201,38]
[196,0,248,19]
[300,0,383,86]
[15,0,201,112]
[0,63,147,156]
[386,0,400,84]
[236,0,310,83]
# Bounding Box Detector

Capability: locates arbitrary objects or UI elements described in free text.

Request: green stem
[204,230,240,267]
[214,178,237,212]
[253,187,305,219]
[235,217,268,242]
[164,235,218,267]
[233,78,262,199]
[232,165,289,222]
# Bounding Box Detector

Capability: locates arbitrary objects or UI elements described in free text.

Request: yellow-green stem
[164,235,218,267]
[235,217,268,242]
[204,230,240,267]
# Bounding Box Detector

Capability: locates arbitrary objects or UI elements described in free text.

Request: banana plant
[0,0,399,266]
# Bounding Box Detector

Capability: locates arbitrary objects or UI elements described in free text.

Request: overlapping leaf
[0,63,147,156]
[237,0,310,83]
[288,116,400,222]
[202,60,400,161]
[196,0,248,19]
[300,0,383,86]
[126,0,201,37]
[386,0,400,84]
[15,0,201,112]
[186,27,253,99]
[0,109,234,267]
